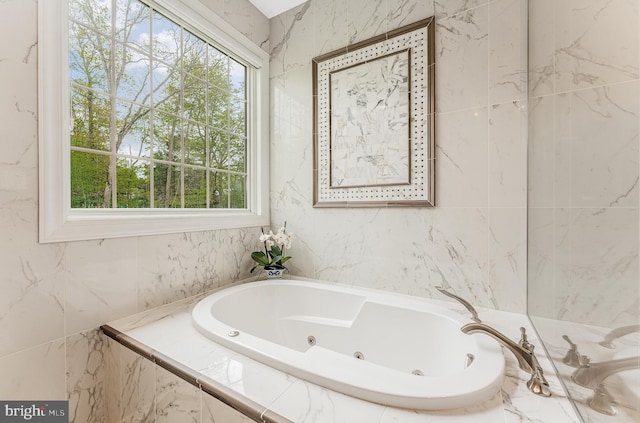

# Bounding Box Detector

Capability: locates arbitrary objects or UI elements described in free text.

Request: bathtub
[191,279,505,410]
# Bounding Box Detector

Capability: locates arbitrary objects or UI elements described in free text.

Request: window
[39,0,270,242]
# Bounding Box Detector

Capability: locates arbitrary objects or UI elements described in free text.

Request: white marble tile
[156,366,201,423]
[347,0,387,45]
[489,101,526,207]
[266,379,387,423]
[430,208,491,309]
[499,349,579,423]
[386,0,435,31]
[553,207,639,328]
[309,208,377,283]
[65,238,138,334]
[527,95,555,207]
[0,0,66,359]
[270,67,313,195]
[0,241,65,357]
[224,0,269,51]
[201,0,269,52]
[488,0,526,105]
[201,391,254,422]
[270,1,313,78]
[137,229,254,310]
[434,0,488,19]
[107,291,207,332]
[554,81,639,208]
[309,208,428,291]
[488,208,526,313]
[435,107,488,207]
[312,0,349,56]
[555,0,639,92]
[119,344,155,423]
[199,353,298,407]
[104,336,121,423]
[307,208,434,295]
[0,0,38,139]
[528,0,555,97]
[269,11,288,78]
[356,209,433,296]
[66,329,109,423]
[0,338,66,400]
[527,208,555,320]
[126,312,236,373]
[435,6,489,113]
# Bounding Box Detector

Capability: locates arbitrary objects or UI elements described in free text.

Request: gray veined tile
[555,0,639,92]
[156,366,200,423]
[434,6,489,113]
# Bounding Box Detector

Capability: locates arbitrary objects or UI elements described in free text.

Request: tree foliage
[69,0,247,209]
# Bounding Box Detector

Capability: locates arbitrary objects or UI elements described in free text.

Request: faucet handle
[561,335,581,367]
[579,355,591,367]
[519,327,532,351]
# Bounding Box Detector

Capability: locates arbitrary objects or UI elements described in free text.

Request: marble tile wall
[527,0,640,329]
[527,1,640,420]
[0,0,268,421]
[104,338,255,423]
[269,0,528,311]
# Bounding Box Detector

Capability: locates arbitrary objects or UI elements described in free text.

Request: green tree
[69,0,247,209]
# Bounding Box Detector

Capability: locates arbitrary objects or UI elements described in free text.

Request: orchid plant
[250,223,293,273]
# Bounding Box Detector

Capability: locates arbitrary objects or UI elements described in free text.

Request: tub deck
[102,278,580,423]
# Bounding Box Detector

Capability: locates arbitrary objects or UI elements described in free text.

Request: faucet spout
[571,355,640,389]
[598,324,640,349]
[436,286,481,323]
[571,355,639,415]
[461,322,551,397]
[462,323,534,372]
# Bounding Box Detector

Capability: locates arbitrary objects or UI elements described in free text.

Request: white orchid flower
[259,232,271,242]
[273,232,287,246]
[265,239,275,249]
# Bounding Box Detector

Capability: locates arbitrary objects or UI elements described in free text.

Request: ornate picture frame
[312,18,435,207]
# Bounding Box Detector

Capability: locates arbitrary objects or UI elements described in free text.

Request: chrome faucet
[598,324,640,349]
[571,355,640,415]
[435,286,481,323]
[461,323,551,397]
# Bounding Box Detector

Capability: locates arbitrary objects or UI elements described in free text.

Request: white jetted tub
[192,279,505,410]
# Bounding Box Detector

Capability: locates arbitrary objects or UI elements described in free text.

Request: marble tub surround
[103,280,581,423]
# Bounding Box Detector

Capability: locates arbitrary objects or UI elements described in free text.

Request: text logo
[0,401,68,423]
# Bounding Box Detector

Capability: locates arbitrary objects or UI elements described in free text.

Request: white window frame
[38,0,270,243]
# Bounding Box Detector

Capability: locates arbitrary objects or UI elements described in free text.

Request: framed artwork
[312,18,435,207]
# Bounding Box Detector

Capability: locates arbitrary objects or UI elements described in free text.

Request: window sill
[40,209,269,243]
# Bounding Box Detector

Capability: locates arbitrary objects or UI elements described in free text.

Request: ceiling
[248,0,308,19]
